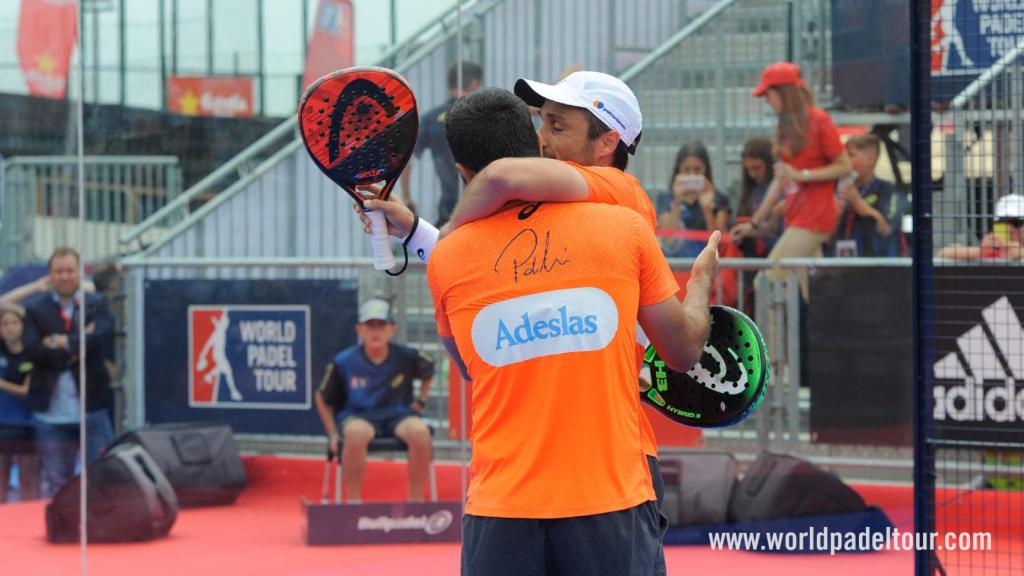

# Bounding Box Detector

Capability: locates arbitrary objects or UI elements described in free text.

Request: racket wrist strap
[404,217,439,263]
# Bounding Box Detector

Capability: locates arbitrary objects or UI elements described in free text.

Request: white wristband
[404,218,439,263]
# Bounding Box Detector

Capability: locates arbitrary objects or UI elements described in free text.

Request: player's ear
[598,130,620,158]
[455,163,475,184]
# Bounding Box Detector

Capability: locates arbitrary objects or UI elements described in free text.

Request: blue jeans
[35,409,115,498]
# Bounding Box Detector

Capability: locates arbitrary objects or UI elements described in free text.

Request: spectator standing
[833,134,901,257]
[22,248,115,498]
[400,62,484,226]
[747,62,852,296]
[730,137,783,257]
[0,305,39,502]
[314,298,435,503]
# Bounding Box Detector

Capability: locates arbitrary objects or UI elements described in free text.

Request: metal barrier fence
[915,5,1024,575]
[0,156,181,268]
[121,256,924,481]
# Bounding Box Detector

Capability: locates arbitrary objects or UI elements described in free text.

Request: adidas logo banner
[933,289,1024,441]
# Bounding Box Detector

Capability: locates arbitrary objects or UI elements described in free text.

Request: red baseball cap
[751,61,805,97]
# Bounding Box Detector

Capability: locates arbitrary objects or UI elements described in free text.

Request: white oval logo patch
[471,287,619,367]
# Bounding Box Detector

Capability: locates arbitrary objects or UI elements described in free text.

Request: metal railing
[121,256,915,471]
[938,37,1024,249]
[620,0,831,195]
[1,156,181,269]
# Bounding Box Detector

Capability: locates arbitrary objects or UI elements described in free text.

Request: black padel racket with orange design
[640,305,769,428]
[299,67,418,270]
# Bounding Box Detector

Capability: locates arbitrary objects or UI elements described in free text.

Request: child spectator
[833,134,901,257]
[314,298,435,502]
[0,305,39,502]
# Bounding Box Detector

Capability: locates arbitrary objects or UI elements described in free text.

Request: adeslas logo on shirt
[472,288,618,367]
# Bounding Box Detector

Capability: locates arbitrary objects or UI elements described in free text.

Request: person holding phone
[657,141,732,257]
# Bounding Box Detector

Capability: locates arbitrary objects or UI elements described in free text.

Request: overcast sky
[0,0,455,116]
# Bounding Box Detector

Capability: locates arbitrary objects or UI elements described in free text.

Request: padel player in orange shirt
[407,88,717,575]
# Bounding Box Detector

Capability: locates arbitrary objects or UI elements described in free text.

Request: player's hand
[730,222,755,243]
[437,222,453,240]
[691,230,721,285]
[353,197,416,238]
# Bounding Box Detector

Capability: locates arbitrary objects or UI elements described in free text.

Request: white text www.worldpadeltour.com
[708,527,992,555]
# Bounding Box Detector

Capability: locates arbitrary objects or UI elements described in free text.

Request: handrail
[119,0,504,247]
[951,36,1024,110]
[619,0,738,83]
[122,256,914,269]
[5,156,178,166]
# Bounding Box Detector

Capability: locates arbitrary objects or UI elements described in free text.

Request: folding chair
[321,436,438,504]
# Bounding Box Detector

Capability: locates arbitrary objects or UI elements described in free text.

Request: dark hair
[91,263,122,293]
[445,88,540,173]
[584,112,630,170]
[671,141,713,193]
[447,61,483,91]
[48,247,80,268]
[738,137,775,217]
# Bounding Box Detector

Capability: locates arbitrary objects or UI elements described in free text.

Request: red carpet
[0,456,1016,575]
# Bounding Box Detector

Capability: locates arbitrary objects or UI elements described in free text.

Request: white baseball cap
[995,194,1024,220]
[358,299,392,323]
[514,71,643,153]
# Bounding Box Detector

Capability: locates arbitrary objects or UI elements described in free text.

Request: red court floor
[0,455,1016,575]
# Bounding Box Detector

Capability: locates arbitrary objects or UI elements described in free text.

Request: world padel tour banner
[188,306,310,410]
[145,280,358,435]
[931,0,1024,99]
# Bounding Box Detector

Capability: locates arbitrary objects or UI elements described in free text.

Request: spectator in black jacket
[22,248,115,497]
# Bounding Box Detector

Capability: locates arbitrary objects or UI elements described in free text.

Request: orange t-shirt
[428,202,679,519]
[571,162,658,229]
[780,107,845,233]
[570,162,662,458]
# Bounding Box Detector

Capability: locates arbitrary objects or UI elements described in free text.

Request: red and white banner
[167,77,254,117]
[303,0,354,91]
[17,0,79,99]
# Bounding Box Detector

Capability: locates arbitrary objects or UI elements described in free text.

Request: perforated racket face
[642,305,769,428]
[299,67,418,202]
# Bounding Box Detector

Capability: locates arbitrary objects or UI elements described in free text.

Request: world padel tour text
[240,319,299,392]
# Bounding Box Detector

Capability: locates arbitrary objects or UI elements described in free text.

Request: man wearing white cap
[938,194,1024,260]
[357,71,680,575]
[314,298,435,502]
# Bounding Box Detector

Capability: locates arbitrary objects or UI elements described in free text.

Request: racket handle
[366,209,396,271]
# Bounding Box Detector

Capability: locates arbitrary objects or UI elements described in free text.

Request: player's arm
[637,232,720,372]
[316,363,345,453]
[445,158,589,232]
[441,337,470,382]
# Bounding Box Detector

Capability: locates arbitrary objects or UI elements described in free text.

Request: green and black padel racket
[641,305,769,427]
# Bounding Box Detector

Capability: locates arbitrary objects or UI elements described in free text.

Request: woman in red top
[747,62,852,296]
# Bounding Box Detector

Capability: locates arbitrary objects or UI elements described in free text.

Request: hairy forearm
[680,276,713,362]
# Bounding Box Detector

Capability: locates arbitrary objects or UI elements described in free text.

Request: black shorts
[0,425,36,455]
[462,499,663,576]
[339,406,418,438]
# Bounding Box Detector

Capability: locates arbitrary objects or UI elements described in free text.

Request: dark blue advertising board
[144,279,358,434]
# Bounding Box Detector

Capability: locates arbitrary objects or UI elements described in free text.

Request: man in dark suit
[22,247,115,497]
